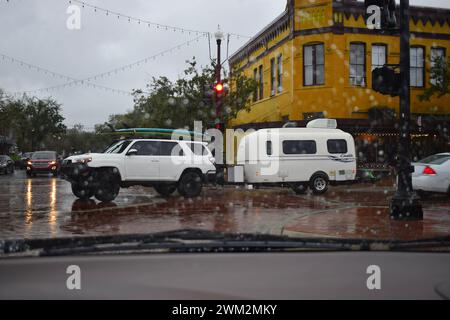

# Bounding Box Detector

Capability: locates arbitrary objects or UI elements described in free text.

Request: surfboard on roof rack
[105,128,210,141]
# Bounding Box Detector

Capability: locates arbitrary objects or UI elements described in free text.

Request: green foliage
[0,93,66,151]
[419,55,450,101]
[45,124,112,155]
[105,58,258,131]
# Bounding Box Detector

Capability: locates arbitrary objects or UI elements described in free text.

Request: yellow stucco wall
[230,0,450,127]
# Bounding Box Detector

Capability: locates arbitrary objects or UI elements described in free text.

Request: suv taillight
[423,166,436,175]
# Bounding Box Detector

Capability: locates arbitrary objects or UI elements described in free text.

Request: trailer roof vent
[306,119,337,129]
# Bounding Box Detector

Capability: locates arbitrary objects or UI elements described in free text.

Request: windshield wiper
[1,229,450,257]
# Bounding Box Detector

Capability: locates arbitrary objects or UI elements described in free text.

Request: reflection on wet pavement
[0,171,449,241]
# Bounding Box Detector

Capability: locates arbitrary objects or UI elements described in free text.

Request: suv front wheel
[71,183,94,200]
[177,171,203,198]
[94,170,120,202]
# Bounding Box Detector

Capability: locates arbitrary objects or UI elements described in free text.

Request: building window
[430,47,446,85]
[277,54,283,93]
[372,44,387,71]
[253,68,258,102]
[410,46,424,87]
[259,65,264,99]
[304,43,324,86]
[283,140,317,155]
[350,43,366,87]
[270,58,276,96]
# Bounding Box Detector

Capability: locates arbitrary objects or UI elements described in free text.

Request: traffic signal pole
[215,32,223,122]
[389,0,423,220]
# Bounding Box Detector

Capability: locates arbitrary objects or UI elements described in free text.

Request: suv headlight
[74,157,92,164]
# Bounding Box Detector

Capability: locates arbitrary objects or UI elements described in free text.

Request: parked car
[0,155,14,175]
[20,152,34,169]
[26,151,60,177]
[61,139,216,202]
[412,153,450,197]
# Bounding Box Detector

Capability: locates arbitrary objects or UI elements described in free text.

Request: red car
[26,151,60,177]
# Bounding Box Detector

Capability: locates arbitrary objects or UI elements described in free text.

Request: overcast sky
[1,0,449,129]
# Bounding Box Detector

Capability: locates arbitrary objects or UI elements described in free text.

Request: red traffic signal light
[214,82,224,94]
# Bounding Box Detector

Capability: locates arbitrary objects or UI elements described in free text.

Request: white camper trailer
[229,119,357,195]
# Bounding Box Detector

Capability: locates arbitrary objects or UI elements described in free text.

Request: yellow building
[229,0,450,165]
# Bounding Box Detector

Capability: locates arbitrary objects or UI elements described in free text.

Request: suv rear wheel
[177,171,203,198]
[154,184,177,197]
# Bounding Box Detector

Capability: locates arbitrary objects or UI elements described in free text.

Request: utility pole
[389,0,423,220]
[214,26,224,126]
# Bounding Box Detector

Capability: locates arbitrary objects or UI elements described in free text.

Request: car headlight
[0,163,6,167]
[74,157,92,164]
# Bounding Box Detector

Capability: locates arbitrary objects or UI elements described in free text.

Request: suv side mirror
[127,149,138,156]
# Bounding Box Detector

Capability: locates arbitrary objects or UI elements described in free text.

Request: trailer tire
[310,173,329,195]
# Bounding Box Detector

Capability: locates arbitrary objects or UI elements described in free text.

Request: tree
[419,55,450,101]
[104,58,258,131]
[0,93,66,151]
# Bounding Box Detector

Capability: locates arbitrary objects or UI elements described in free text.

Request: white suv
[61,139,216,202]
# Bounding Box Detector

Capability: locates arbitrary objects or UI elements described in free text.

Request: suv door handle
[151,160,159,163]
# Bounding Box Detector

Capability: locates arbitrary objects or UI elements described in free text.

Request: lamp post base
[390,193,423,220]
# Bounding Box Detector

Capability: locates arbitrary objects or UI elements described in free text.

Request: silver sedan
[412,153,450,197]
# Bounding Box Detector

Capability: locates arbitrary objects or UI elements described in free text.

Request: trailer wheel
[310,173,329,195]
[290,183,308,195]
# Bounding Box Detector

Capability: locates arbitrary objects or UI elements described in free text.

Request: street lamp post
[389,0,423,220]
[214,26,224,123]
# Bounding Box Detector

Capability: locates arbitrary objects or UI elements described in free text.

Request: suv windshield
[103,140,132,154]
[1,0,450,300]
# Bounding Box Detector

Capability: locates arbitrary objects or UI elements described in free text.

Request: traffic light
[214,122,225,132]
[214,82,224,95]
[372,65,401,97]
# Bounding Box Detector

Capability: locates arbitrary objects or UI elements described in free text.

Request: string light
[1,35,204,96]
[0,53,135,96]
[69,0,250,40]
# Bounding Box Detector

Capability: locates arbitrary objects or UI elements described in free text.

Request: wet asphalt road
[0,170,449,241]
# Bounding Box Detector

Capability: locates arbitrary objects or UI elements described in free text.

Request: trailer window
[283,140,317,155]
[266,141,273,156]
[327,139,348,154]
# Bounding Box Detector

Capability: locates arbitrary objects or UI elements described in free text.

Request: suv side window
[131,141,160,156]
[187,143,208,156]
[160,142,183,156]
